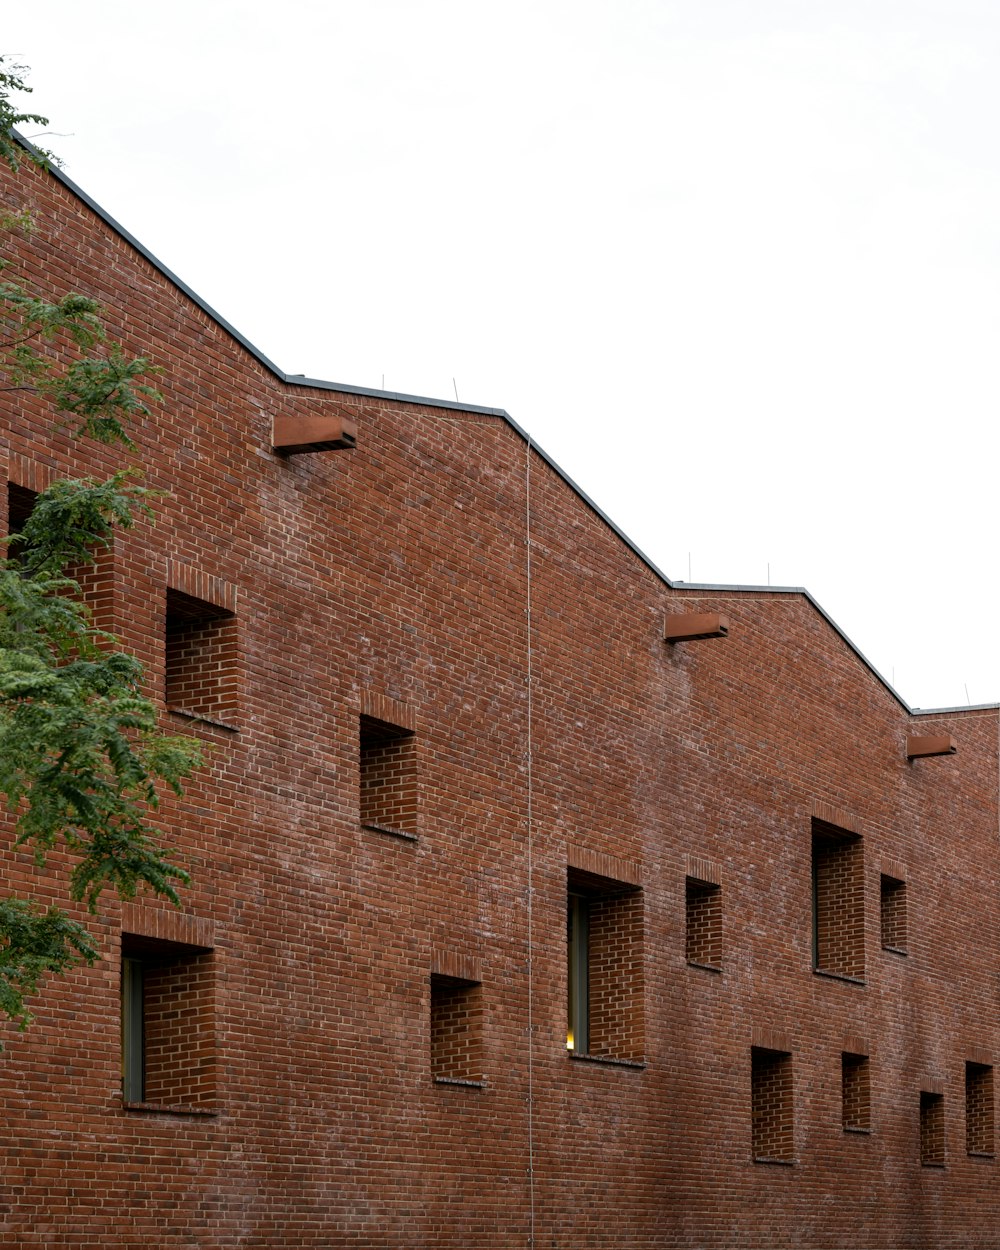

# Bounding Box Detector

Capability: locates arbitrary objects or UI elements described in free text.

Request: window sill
[813,967,866,986]
[968,1151,995,1160]
[362,822,418,842]
[921,1161,945,1169]
[568,1052,645,1070]
[433,1077,485,1089]
[166,706,240,733]
[122,1100,218,1117]
[844,1126,872,1135]
[687,960,722,974]
[753,1156,795,1166]
[881,945,908,956]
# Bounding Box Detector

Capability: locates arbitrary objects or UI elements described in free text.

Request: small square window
[842,1052,871,1131]
[752,1047,794,1162]
[430,974,483,1084]
[121,933,216,1110]
[360,714,416,837]
[165,587,238,725]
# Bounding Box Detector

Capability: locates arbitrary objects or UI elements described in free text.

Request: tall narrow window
[567,893,590,1054]
[165,587,239,725]
[430,974,483,1085]
[121,956,145,1103]
[842,1052,871,1132]
[360,714,417,837]
[121,934,216,1109]
[566,867,643,1062]
[812,819,864,980]
[751,1048,794,1162]
[966,1063,994,1157]
[880,875,907,953]
[685,877,722,969]
[920,1091,945,1166]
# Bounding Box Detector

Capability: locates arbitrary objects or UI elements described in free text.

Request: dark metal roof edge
[24,135,507,417]
[27,137,992,718]
[910,703,1000,716]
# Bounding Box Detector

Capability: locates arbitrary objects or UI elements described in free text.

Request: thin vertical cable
[524,435,536,1248]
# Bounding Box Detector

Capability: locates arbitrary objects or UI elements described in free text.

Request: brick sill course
[844,1126,872,1135]
[813,967,866,987]
[687,960,722,974]
[433,1077,485,1089]
[968,1152,995,1160]
[122,1100,218,1117]
[882,945,908,956]
[569,1052,645,1070]
[166,705,240,733]
[362,822,418,842]
[921,1161,945,1169]
[754,1156,794,1166]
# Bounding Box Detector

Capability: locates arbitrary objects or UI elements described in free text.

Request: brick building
[2,149,999,1250]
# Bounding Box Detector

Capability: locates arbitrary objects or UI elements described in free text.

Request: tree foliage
[0,57,202,1039]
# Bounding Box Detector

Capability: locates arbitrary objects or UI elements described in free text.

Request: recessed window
[685,876,722,969]
[920,1091,945,1166]
[966,1063,994,1157]
[566,868,643,1062]
[6,483,37,540]
[880,875,907,953]
[359,714,416,837]
[842,1052,871,1132]
[165,587,238,725]
[430,973,483,1085]
[121,933,215,1110]
[812,819,864,980]
[752,1047,794,1162]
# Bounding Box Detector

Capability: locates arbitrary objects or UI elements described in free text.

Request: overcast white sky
[6,2,1000,709]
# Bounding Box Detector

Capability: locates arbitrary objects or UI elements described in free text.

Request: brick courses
[2,149,1000,1247]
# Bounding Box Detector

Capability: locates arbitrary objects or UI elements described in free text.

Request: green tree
[0,58,202,1040]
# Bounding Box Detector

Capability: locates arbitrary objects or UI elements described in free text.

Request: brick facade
[3,150,1000,1247]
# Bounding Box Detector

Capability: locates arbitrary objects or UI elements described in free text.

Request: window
[7,483,37,539]
[165,587,238,725]
[359,714,416,837]
[752,1047,793,1162]
[812,819,864,980]
[880,874,907,953]
[685,876,722,969]
[920,1091,945,1166]
[430,974,483,1085]
[842,1052,871,1132]
[121,933,216,1109]
[966,1063,994,1156]
[566,867,643,1063]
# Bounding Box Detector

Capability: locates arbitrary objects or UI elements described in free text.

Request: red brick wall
[3,149,1000,1248]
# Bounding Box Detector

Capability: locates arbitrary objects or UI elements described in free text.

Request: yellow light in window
[566,1030,574,1050]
